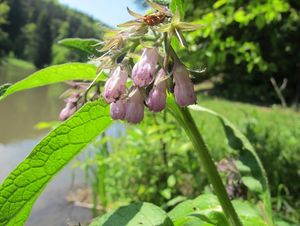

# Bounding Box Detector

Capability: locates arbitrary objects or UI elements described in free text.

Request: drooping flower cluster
[103,47,197,124]
[58,1,201,122]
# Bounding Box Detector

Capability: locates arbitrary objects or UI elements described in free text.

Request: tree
[0,1,10,61]
[33,12,53,68]
[183,0,300,105]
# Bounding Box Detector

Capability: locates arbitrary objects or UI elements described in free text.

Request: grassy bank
[193,94,300,222]
[0,58,35,83]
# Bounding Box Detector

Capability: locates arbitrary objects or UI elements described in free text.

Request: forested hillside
[0,0,106,68]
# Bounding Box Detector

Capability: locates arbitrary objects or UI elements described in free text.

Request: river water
[0,65,95,225]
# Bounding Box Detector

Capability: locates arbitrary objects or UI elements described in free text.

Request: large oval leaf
[0,101,112,226]
[0,63,97,101]
[90,202,174,226]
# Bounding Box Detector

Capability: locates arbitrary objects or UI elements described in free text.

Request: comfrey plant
[93,2,198,124]
[0,1,274,226]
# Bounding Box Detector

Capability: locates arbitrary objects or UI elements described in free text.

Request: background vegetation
[183,0,300,106]
[0,0,299,225]
[79,94,300,224]
[0,0,106,67]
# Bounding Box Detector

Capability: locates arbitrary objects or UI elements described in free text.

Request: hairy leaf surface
[0,101,112,226]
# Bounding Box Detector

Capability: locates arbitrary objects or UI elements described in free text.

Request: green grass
[192,94,300,222]
[192,94,300,157]
[0,57,35,83]
[5,57,35,70]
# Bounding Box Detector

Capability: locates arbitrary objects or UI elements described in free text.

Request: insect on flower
[143,12,166,26]
[118,1,171,28]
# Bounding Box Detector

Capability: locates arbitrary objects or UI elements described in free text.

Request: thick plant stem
[168,101,243,226]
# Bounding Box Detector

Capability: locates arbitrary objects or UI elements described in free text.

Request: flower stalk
[167,97,243,226]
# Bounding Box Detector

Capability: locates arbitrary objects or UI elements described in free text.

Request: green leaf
[241,176,263,194]
[189,105,273,225]
[153,0,171,6]
[169,194,267,226]
[89,202,174,226]
[168,194,229,226]
[232,201,268,226]
[213,0,227,9]
[58,38,102,56]
[0,83,11,96]
[170,0,185,19]
[0,101,112,226]
[0,63,97,101]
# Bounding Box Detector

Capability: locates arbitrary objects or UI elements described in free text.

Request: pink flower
[59,102,77,121]
[110,99,127,120]
[59,94,80,121]
[173,64,197,107]
[146,69,167,112]
[125,88,144,124]
[103,66,128,103]
[132,48,159,87]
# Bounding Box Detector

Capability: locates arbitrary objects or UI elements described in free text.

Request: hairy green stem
[168,99,243,226]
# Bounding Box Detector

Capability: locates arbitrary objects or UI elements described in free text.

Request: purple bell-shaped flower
[146,69,167,112]
[132,48,159,87]
[103,66,128,103]
[125,88,144,124]
[110,99,127,120]
[173,63,197,107]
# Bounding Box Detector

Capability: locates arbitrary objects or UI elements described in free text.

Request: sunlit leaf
[170,0,184,19]
[58,38,102,56]
[232,201,268,226]
[0,63,98,101]
[168,194,229,226]
[213,0,227,9]
[89,202,173,226]
[153,0,171,6]
[0,83,11,97]
[241,176,263,194]
[0,101,112,226]
[169,193,268,226]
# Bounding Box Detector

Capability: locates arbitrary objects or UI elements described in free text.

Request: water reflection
[0,86,65,143]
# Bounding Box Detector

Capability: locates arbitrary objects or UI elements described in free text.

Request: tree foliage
[183,0,300,104]
[0,1,10,61]
[1,0,106,67]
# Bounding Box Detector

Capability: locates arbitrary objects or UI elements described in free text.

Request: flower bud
[59,102,77,121]
[146,69,167,112]
[132,48,159,87]
[110,99,127,120]
[125,88,144,124]
[103,66,128,103]
[173,64,197,107]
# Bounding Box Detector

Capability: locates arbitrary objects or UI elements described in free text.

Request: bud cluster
[102,47,196,124]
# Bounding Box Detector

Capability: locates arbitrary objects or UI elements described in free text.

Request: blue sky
[59,0,146,27]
